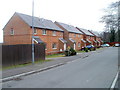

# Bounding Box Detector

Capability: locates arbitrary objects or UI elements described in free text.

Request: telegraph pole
[32,0,35,64]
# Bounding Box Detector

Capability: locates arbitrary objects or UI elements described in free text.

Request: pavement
[2,48,106,81]
[2,47,118,88]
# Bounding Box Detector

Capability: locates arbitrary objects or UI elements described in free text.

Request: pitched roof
[55,21,83,34]
[16,12,63,31]
[88,30,100,37]
[59,38,67,43]
[77,27,94,36]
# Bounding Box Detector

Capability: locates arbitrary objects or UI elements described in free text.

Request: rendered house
[76,27,95,46]
[55,22,84,50]
[3,12,67,55]
[88,30,103,46]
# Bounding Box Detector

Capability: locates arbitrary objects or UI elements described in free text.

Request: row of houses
[3,12,103,55]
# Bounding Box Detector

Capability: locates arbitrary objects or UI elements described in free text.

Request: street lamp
[32,0,35,64]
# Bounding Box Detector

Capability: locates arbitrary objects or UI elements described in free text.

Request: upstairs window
[34,28,37,34]
[10,29,14,35]
[78,34,80,37]
[42,30,47,35]
[74,34,76,37]
[53,31,56,36]
[60,32,63,36]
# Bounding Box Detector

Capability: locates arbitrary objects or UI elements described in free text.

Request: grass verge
[2,59,52,70]
[76,50,85,53]
[46,53,65,58]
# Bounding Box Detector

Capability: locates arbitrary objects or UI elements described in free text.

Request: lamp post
[32,0,35,64]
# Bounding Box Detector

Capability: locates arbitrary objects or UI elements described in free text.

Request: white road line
[110,72,118,90]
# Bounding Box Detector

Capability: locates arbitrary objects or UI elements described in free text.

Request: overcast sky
[0,0,117,43]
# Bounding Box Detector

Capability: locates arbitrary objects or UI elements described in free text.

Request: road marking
[110,72,118,90]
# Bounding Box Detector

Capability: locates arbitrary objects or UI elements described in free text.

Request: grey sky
[0,0,117,42]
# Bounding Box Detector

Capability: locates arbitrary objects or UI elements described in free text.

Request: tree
[110,28,115,42]
[100,1,119,42]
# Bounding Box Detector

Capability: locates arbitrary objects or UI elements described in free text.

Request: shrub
[69,47,76,55]
[64,47,77,56]
[84,47,88,52]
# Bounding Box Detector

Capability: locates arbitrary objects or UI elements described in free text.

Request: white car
[115,43,120,47]
[101,44,110,47]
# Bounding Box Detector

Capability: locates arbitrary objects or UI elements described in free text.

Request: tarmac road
[2,47,118,88]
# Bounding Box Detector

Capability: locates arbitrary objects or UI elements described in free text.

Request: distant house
[76,27,95,46]
[55,22,84,50]
[88,30,103,46]
[3,12,67,55]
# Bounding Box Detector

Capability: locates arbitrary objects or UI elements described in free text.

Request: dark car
[86,45,95,51]
[86,45,94,49]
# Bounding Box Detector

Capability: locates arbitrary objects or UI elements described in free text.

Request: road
[2,47,118,88]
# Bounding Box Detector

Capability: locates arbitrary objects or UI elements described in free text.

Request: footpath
[2,48,105,82]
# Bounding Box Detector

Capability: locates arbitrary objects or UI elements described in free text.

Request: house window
[42,30,47,35]
[34,28,37,34]
[88,36,90,39]
[60,32,63,36]
[74,34,76,37]
[52,43,57,49]
[53,31,56,36]
[10,29,14,35]
[78,34,80,37]
[78,42,81,47]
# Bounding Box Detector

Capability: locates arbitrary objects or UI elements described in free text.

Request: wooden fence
[2,44,45,67]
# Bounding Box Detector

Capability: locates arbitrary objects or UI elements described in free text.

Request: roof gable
[16,12,63,31]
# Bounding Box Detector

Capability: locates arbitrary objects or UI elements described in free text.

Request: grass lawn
[2,59,52,70]
[46,53,65,58]
[76,50,85,53]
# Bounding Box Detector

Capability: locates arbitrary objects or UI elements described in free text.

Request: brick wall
[32,28,64,55]
[3,13,64,55]
[3,13,31,45]
[69,33,83,50]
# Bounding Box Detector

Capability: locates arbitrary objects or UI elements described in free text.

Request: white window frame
[10,29,14,35]
[60,32,63,36]
[78,34,80,38]
[42,29,47,35]
[78,42,81,47]
[34,28,37,35]
[52,43,57,49]
[74,34,76,37]
[52,31,56,36]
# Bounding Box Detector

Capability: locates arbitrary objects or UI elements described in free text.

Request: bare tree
[100,1,119,42]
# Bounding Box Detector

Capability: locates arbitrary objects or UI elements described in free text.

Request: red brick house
[88,30,103,46]
[3,12,67,55]
[76,27,95,46]
[55,22,84,50]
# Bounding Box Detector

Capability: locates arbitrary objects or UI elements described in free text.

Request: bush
[64,47,77,56]
[84,47,88,52]
[64,50,71,56]
[69,47,76,55]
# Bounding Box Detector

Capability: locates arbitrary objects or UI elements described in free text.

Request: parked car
[86,45,95,51]
[101,44,110,47]
[86,45,94,49]
[114,43,120,47]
